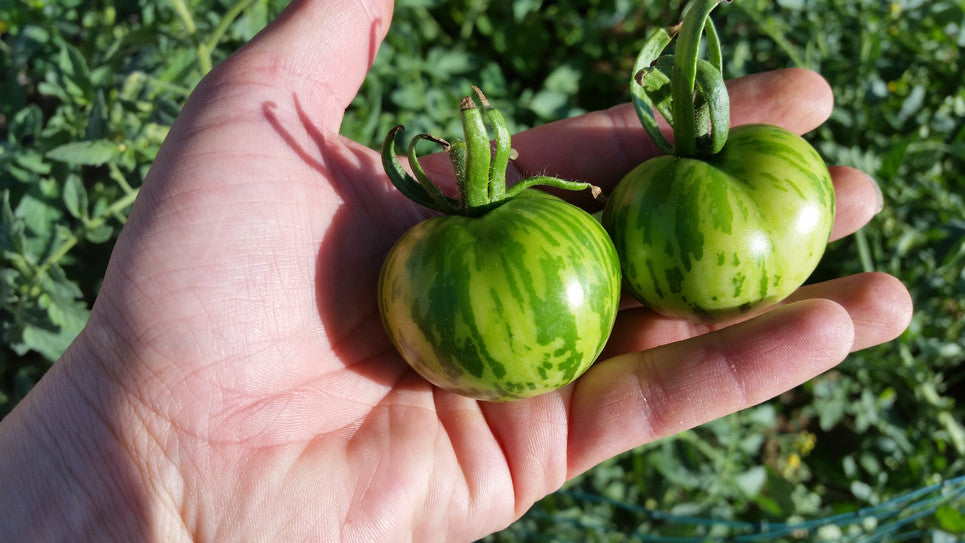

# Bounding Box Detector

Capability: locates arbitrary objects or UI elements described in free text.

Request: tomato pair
[377,0,833,401]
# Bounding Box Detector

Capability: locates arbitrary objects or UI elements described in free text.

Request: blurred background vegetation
[2,0,963,540]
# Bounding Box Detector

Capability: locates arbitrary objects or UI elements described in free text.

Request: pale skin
[0,1,913,541]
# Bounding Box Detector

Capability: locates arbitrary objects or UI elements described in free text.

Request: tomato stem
[472,86,512,203]
[382,88,603,216]
[506,176,601,200]
[459,96,492,211]
[631,0,731,158]
[408,134,459,214]
[631,26,677,155]
[382,125,454,211]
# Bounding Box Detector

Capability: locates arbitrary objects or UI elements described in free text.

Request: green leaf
[734,466,767,498]
[813,376,849,430]
[14,181,63,258]
[935,503,965,533]
[62,175,89,220]
[20,323,81,362]
[84,222,115,244]
[427,49,473,75]
[938,411,965,455]
[46,140,122,166]
[0,191,26,255]
[850,480,873,502]
[879,134,915,182]
[85,90,109,140]
[897,84,926,125]
[56,42,93,100]
[751,492,784,517]
[8,104,45,143]
[14,150,52,176]
[542,64,581,95]
[512,0,543,21]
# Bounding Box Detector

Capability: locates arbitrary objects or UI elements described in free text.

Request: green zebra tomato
[378,88,621,401]
[602,0,835,322]
[602,124,834,321]
[380,190,620,401]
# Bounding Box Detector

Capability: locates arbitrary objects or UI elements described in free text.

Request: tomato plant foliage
[2,0,962,538]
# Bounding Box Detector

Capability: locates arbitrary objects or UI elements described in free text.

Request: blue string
[522,474,965,542]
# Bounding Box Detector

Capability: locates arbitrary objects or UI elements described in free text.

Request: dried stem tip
[471,86,492,108]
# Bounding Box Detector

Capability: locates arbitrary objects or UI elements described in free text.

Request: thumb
[205,0,394,131]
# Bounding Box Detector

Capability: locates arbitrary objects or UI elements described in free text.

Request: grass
[2,0,963,540]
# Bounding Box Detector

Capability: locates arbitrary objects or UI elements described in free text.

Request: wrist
[0,330,189,541]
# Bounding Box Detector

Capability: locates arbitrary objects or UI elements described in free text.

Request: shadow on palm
[261,92,446,398]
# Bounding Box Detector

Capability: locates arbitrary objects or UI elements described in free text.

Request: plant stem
[381,126,453,212]
[381,88,602,216]
[631,26,677,155]
[855,228,874,272]
[34,187,140,283]
[408,134,459,214]
[459,96,492,211]
[172,0,254,75]
[671,0,723,157]
[204,0,255,64]
[631,0,730,158]
[472,86,511,202]
[171,0,197,35]
[506,177,600,200]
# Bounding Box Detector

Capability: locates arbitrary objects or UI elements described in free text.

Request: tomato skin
[602,124,835,321]
[378,190,621,401]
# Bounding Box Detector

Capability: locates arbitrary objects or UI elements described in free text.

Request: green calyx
[382,87,601,216]
[632,0,731,158]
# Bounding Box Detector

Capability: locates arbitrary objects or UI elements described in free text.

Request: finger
[603,271,911,361]
[137,0,396,217]
[727,67,834,130]
[600,307,710,359]
[201,0,394,131]
[567,299,854,478]
[507,68,833,187]
[829,166,885,241]
[784,272,912,351]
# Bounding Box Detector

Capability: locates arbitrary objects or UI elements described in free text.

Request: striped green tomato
[379,189,621,401]
[602,124,834,322]
[379,88,621,401]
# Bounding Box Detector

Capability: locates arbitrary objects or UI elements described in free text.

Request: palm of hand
[68,3,910,541]
[91,57,559,538]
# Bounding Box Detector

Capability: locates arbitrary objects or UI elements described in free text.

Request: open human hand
[0,1,912,541]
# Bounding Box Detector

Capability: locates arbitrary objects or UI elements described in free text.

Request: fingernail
[867,174,884,214]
